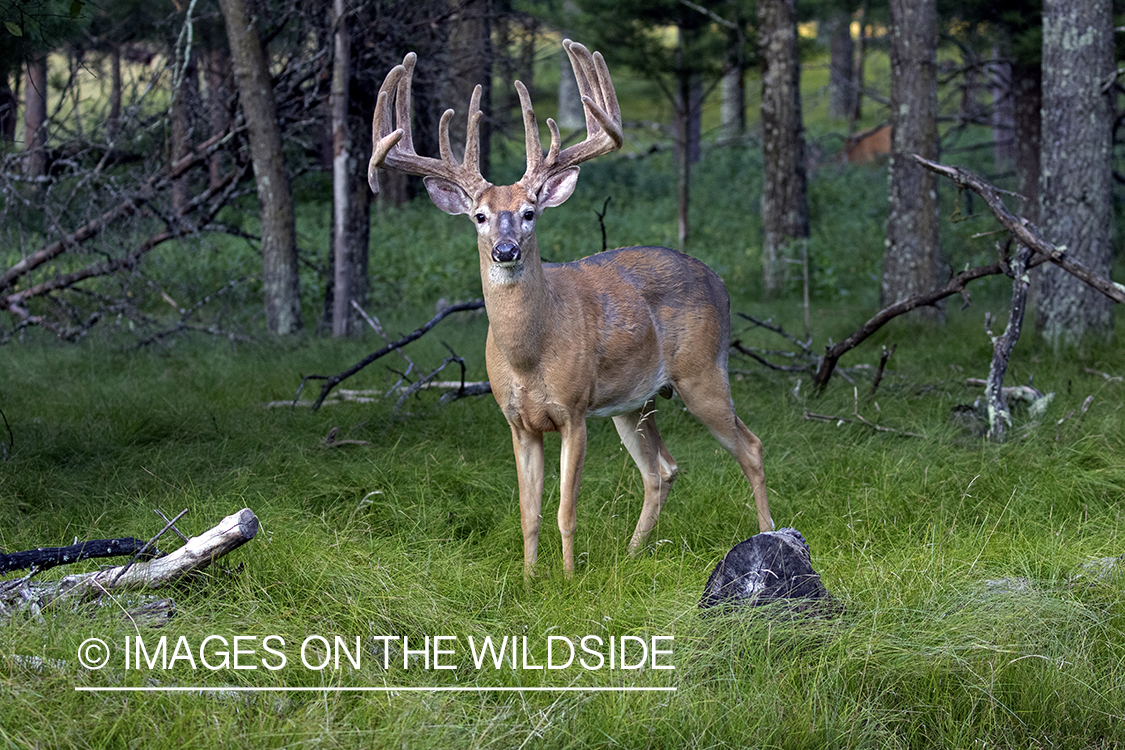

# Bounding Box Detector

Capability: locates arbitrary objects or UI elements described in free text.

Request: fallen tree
[1,508,258,623]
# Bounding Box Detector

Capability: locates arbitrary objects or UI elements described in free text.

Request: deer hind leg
[675,373,774,533]
[511,425,545,575]
[558,419,587,576]
[613,401,679,554]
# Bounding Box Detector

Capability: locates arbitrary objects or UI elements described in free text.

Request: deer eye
[474,213,487,224]
[522,210,535,221]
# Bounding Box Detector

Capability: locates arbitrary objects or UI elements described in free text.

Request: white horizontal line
[75,686,676,693]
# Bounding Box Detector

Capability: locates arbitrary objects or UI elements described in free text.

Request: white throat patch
[488,262,524,286]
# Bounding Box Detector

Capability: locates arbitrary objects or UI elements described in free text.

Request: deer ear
[538,167,580,209]
[423,177,474,216]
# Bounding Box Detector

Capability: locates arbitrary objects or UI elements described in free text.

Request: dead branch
[964,379,1045,403]
[0,129,242,297]
[804,388,924,438]
[323,427,370,447]
[731,341,811,372]
[810,158,1123,392]
[982,245,1033,442]
[4,165,246,314]
[394,350,473,410]
[0,406,11,460]
[737,312,813,354]
[812,257,1030,390]
[298,299,486,411]
[870,344,897,396]
[352,299,416,375]
[912,155,1125,305]
[1084,367,1123,383]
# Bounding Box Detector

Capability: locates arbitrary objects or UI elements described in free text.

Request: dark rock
[700,528,829,610]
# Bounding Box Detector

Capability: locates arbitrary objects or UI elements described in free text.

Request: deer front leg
[558,419,587,576]
[511,425,545,575]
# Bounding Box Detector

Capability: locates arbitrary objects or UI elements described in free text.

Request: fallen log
[1,509,258,621]
[0,537,161,575]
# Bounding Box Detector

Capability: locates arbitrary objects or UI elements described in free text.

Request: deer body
[485,246,726,423]
[369,41,773,574]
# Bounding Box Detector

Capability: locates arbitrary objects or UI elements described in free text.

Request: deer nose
[492,243,521,264]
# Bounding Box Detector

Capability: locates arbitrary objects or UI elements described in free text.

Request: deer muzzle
[492,242,521,264]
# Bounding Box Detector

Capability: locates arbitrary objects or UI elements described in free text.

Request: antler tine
[514,80,542,177]
[462,84,485,177]
[558,40,623,166]
[368,52,489,199]
[368,61,407,194]
[519,40,623,193]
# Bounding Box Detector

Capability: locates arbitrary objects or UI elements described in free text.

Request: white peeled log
[58,508,259,600]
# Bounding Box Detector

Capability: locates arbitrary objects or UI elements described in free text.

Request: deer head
[368,40,622,275]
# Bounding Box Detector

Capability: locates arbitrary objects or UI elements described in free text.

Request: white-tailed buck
[368,41,773,574]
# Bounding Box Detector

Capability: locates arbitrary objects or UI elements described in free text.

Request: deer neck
[479,236,559,373]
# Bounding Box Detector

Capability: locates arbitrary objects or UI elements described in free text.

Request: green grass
[2,294,1123,747]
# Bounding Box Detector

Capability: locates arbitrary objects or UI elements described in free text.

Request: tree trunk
[673,26,703,250]
[719,66,745,144]
[171,49,200,213]
[882,0,942,321]
[850,3,866,130]
[758,0,809,294]
[218,0,303,334]
[827,10,854,121]
[23,55,48,178]
[443,0,492,180]
[107,45,122,142]
[674,68,696,250]
[990,49,1014,169]
[557,47,585,131]
[0,69,17,143]
[328,0,369,337]
[1035,0,1114,347]
[719,22,745,144]
[204,46,232,190]
[1010,62,1040,223]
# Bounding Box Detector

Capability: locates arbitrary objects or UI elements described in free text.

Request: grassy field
[3,40,1125,750]
[2,282,1124,748]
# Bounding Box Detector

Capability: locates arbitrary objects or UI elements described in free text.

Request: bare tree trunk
[329,0,368,338]
[171,50,200,213]
[443,0,492,180]
[827,10,854,121]
[23,55,48,178]
[557,47,584,130]
[719,62,745,143]
[990,48,1014,169]
[218,0,303,334]
[107,45,122,142]
[850,3,866,130]
[758,0,809,294]
[0,68,17,143]
[1036,0,1114,347]
[1011,62,1040,223]
[882,0,942,321]
[330,0,352,337]
[204,47,232,190]
[673,27,703,250]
